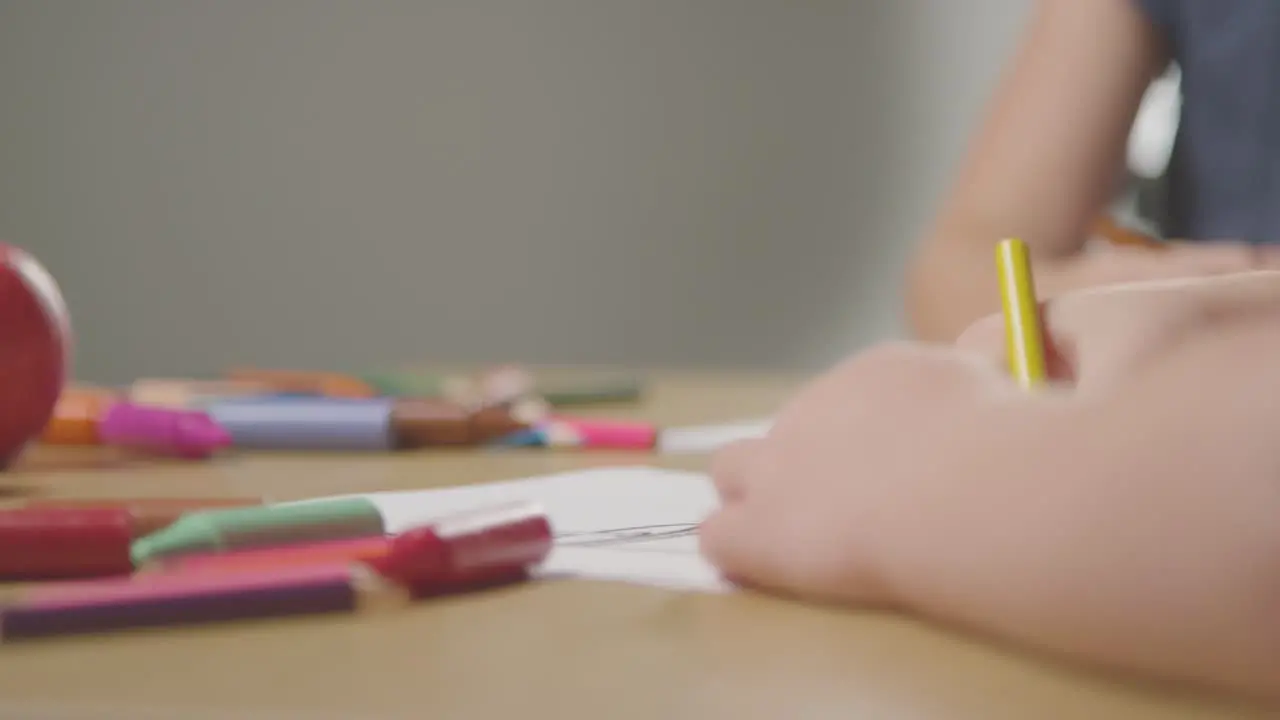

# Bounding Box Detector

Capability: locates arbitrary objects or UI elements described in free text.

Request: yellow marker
[995,238,1047,389]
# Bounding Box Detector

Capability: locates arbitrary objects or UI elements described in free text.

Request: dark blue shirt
[1137,0,1280,242]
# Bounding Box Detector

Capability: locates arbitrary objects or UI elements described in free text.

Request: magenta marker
[541,417,658,450]
[98,403,232,459]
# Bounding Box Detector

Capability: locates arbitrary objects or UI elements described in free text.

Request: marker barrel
[0,507,136,579]
[206,397,396,451]
[130,496,386,565]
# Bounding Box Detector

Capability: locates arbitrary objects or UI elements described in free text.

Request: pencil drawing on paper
[555,523,699,548]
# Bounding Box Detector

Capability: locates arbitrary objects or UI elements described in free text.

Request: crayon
[995,238,1048,389]
[223,368,377,399]
[0,562,409,641]
[204,396,537,451]
[130,496,387,566]
[19,497,264,536]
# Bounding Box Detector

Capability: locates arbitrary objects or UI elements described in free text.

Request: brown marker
[389,398,543,448]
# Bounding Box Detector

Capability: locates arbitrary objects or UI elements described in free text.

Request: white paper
[657,418,772,454]
[288,466,732,593]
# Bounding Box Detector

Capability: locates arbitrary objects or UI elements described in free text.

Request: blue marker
[206,397,395,451]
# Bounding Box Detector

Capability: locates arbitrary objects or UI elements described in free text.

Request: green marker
[539,376,645,407]
[130,496,385,567]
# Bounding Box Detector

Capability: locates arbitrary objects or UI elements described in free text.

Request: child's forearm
[905,231,1083,343]
[891,317,1280,698]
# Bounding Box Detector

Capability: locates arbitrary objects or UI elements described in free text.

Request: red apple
[0,245,70,467]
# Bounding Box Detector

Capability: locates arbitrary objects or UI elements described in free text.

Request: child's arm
[895,313,1280,700]
[702,302,1280,700]
[907,0,1166,342]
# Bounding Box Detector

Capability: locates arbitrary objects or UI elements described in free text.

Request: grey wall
[0,0,1031,383]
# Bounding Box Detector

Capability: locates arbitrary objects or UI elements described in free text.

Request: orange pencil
[1092,214,1164,250]
[223,368,377,399]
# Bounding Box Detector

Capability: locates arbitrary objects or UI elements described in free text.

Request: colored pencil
[995,238,1048,389]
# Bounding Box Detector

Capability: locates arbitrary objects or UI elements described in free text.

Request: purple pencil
[0,563,408,641]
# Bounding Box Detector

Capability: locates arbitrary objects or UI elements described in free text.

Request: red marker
[369,502,553,590]
[0,507,137,579]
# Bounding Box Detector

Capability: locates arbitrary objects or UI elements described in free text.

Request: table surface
[0,370,1268,719]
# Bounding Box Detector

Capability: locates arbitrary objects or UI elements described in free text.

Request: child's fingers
[954,304,1074,382]
[698,503,790,591]
[709,440,765,503]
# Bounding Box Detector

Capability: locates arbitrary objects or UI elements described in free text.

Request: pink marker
[542,417,658,450]
[98,402,232,459]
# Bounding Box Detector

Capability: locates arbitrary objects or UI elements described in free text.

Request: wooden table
[0,371,1267,719]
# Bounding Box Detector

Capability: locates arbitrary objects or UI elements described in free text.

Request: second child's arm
[906,0,1165,341]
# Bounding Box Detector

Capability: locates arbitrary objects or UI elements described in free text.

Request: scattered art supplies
[0,502,553,642]
[283,466,732,593]
[41,367,769,458]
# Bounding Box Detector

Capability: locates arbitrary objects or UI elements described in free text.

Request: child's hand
[699,270,1280,698]
[956,270,1280,392]
[699,271,1280,606]
[698,340,1050,607]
